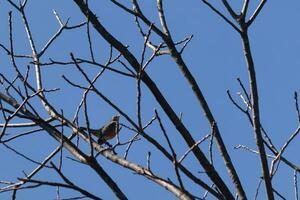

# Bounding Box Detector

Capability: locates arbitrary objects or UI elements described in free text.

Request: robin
[80,115,120,145]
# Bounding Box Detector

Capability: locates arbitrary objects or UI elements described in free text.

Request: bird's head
[111,114,120,122]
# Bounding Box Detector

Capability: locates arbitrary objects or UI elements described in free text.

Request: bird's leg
[102,142,117,155]
[105,141,112,148]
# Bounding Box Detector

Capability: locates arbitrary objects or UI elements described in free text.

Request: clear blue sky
[1,1,300,199]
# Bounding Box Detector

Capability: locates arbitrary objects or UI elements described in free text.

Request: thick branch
[240,30,274,200]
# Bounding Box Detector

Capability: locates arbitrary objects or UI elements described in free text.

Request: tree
[0,0,299,199]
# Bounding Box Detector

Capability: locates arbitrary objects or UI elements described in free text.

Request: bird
[80,115,120,145]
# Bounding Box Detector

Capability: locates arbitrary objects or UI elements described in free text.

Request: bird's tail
[79,127,101,137]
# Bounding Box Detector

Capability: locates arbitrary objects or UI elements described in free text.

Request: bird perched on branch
[80,115,120,145]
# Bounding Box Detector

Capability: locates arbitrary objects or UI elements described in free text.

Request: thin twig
[179,35,193,55]
[201,0,241,33]
[247,0,268,27]
[146,151,151,171]
[19,176,102,200]
[208,123,216,165]
[123,132,140,159]
[221,0,238,19]
[272,188,286,200]
[1,125,62,143]
[295,170,299,200]
[83,93,94,157]
[241,0,250,18]
[237,78,251,104]
[227,90,248,114]
[142,116,157,130]
[155,109,185,190]
[254,178,263,200]
[178,134,211,164]
[85,0,95,62]
[295,92,300,123]
[270,126,300,176]
[2,143,52,168]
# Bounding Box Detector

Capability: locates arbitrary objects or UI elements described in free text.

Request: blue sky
[1,1,300,199]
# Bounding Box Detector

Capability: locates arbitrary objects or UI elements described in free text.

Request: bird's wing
[100,121,119,140]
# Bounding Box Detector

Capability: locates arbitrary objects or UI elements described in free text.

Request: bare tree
[0,0,299,199]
